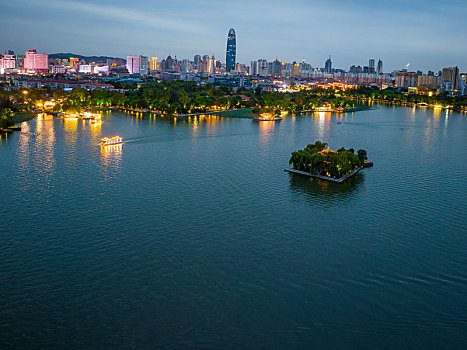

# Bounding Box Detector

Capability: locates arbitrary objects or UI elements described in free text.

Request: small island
[286,141,373,183]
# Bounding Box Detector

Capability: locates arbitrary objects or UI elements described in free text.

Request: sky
[1,0,466,72]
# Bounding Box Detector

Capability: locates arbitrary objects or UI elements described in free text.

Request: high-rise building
[225,28,236,72]
[272,59,281,77]
[201,55,210,73]
[249,61,258,75]
[126,55,148,75]
[441,67,460,91]
[290,61,299,77]
[369,59,375,74]
[210,55,216,74]
[194,55,201,72]
[377,59,383,74]
[149,56,158,70]
[139,56,148,75]
[258,59,268,76]
[324,56,332,73]
[23,49,48,73]
[460,73,467,95]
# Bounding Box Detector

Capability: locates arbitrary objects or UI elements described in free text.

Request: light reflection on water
[0,107,466,349]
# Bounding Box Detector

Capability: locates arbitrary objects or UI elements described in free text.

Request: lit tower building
[149,56,158,70]
[70,57,79,67]
[23,49,48,73]
[225,28,236,72]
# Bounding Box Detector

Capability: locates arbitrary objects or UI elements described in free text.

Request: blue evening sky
[1,0,466,72]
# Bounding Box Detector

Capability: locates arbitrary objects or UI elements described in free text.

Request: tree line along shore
[1,81,466,132]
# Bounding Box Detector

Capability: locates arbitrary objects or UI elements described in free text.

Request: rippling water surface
[1,107,466,349]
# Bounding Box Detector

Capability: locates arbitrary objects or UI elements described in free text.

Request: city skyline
[2,0,466,72]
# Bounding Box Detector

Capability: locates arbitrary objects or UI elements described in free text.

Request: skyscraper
[441,66,460,90]
[369,59,375,74]
[126,55,148,75]
[149,56,158,70]
[194,55,201,72]
[324,56,332,73]
[377,59,383,74]
[225,28,236,72]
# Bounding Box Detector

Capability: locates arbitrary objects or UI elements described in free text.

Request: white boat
[99,136,123,146]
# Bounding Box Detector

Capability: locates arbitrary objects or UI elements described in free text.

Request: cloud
[12,0,207,35]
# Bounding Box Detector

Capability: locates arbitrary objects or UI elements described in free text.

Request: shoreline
[285,165,366,183]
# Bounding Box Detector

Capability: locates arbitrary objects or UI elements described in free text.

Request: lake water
[1,107,466,349]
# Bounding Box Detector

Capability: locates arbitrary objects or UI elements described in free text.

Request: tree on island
[357,149,367,163]
[290,141,367,179]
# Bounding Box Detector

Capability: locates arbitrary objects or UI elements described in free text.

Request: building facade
[23,49,48,73]
[225,28,236,72]
[325,56,332,73]
[126,55,148,75]
[441,67,460,91]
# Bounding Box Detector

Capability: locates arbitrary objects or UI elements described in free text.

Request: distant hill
[49,53,125,63]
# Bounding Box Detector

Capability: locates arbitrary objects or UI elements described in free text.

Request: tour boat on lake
[252,113,283,121]
[100,136,123,146]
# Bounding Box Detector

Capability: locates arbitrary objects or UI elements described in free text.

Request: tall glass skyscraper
[225,28,236,72]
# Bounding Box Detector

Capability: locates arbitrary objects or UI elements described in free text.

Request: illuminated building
[94,66,109,74]
[79,65,93,73]
[126,55,148,75]
[290,61,299,77]
[324,56,332,73]
[417,75,438,88]
[0,55,15,69]
[52,65,67,74]
[460,73,467,96]
[225,28,236,72]
[258,59,268,77]
[23,49,48,73]
[149,56,158,70]
[210,55,216,74]
[201,55,210,73]
[396,72,418,88]
[69,57,79,67]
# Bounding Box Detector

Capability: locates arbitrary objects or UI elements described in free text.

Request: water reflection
[288,172,363,207]
[100,144,122,170]
[314,111,332,140]
[258,120,275,146]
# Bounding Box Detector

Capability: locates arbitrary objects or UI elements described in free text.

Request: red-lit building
[23,49,48,73]
[0,55,16,69]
